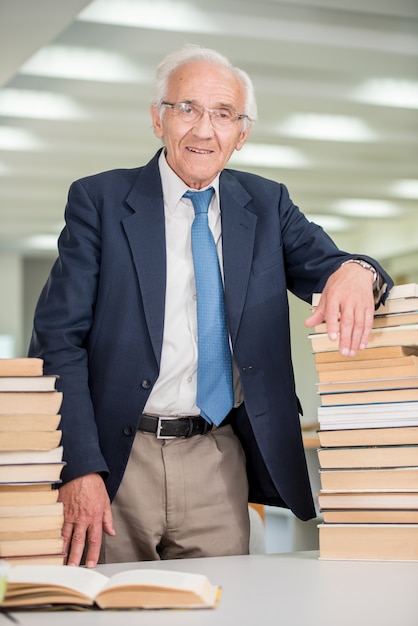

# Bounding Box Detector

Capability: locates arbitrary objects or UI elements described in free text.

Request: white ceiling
[1,0,417,279]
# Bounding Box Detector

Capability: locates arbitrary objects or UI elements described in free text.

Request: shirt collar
[158,150,220,214]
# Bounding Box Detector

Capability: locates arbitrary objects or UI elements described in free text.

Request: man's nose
[192,109,215,135]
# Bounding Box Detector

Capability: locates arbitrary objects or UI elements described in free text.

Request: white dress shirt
[143,151,242,417]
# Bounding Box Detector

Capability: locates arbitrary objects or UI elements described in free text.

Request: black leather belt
[138,414,213,439]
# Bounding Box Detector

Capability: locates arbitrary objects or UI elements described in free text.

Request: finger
[102,505,116,537]
[66,524,89,567]
[304,306,325,329]
[321,300,341,343]
[61,521,75,561]
[84,525,103,569]
[339,318,362,356]
[359,304,375,350]
[337,308,356,356]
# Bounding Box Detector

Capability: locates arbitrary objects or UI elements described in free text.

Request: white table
[5,551,418,626]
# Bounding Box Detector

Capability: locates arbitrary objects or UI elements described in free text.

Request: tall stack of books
[309,283,418,560]
[0,358,65,566]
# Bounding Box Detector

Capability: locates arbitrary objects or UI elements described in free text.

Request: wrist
[340,258,385,303]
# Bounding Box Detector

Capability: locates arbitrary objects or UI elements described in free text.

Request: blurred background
[0,0,417,403]
[0,0,417,552]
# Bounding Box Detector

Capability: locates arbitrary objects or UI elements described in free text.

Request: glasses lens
[177,103,200,122]
[212,108,235,124]
[169,103,239,126]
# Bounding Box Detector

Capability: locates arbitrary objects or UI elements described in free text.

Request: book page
[7,565,109,601]
[100,568,210,592]
[96,568,218,608]
[0,447,63,464]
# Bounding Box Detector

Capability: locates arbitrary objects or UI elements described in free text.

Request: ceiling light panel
[278,114,376,142]
[19,45,148,83]
[229,143,309,168]
[0,89,87,120]
[351,79,418,109]
[78,0,214,32]
[389,180,418,199]
[332,199,403,217]
[306,214,351,232]
[0,127,43,150]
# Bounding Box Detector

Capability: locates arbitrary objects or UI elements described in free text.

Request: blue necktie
[184,188,234,426]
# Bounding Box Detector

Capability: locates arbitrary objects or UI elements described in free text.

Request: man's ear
[235,128,251,151]
[150,105,164,139]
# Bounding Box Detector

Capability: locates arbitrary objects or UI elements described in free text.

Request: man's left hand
[304,261,376,357]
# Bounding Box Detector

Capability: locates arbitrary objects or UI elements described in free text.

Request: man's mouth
[186,147,213,154]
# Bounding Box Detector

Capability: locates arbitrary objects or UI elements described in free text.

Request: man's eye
[181,104,194,114]
[216,109,232,120]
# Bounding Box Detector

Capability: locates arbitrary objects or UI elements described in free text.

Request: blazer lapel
[123,153,166,365]
[121,156,257,361]
[220,171,257,345]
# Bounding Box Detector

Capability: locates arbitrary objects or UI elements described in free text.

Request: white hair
[151,44,257,131]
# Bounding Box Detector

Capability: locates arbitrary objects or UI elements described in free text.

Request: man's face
[151,61,251,189]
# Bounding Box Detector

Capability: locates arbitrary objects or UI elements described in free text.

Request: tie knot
[183,187,215,215]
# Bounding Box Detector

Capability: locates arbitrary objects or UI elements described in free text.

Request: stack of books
[309,283,418,560]
[0,358,65,565]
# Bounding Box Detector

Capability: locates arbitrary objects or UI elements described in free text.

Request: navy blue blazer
[29,150,392,521]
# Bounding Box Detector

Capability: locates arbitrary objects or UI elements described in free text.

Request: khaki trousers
[100,424,250,562]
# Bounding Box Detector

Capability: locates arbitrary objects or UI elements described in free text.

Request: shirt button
[187,376,192,383]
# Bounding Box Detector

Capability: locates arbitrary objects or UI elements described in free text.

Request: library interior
[0,1,417,624]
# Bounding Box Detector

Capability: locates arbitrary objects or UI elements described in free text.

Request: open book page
[6,565,109,605]
[4,565,220,609]
[96,568,218,608]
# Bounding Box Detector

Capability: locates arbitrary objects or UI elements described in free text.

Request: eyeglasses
[161,101,249,127]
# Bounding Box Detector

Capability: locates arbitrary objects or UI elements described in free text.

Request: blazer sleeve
[277,184,393,303]
[28,178,109,484]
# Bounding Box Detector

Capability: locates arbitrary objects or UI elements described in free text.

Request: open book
[2,565,220,610]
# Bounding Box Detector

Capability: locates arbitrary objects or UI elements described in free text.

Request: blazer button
[141,379,152,389]
[123,426,134,436]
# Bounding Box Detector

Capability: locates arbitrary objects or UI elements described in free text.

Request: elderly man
[29,45,392,567]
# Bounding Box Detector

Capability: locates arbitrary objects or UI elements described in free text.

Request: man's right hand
[58,473,116,568]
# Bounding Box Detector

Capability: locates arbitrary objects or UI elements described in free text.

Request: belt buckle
[156,417,176,440]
